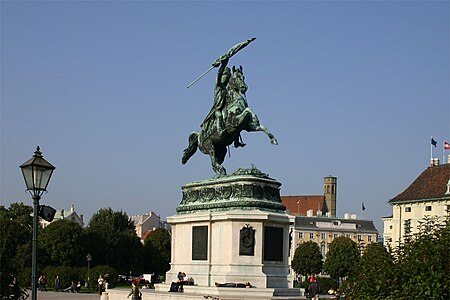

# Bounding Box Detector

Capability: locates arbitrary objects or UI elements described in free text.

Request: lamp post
[20,146,55,300]
[86,253,92,291]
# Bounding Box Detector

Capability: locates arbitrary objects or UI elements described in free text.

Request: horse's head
[229,65,248,94]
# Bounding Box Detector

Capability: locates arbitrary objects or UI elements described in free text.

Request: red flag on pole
[444,141,450,150]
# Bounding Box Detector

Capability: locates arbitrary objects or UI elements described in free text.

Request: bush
[297,280,309,290]
[346,217,449,300]
[316,277,338,295]
[41,266,84,290]
[297,277,337,295]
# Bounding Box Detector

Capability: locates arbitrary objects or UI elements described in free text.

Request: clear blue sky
[1,1,449,233]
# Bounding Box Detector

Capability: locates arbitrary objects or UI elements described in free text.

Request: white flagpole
[430,136,433,163]
[443,142,445,164]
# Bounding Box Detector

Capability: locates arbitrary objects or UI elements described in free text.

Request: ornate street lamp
[20,146,55,300]
[86,253,92,291]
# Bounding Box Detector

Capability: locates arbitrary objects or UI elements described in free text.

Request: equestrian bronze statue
[182,38,278,176]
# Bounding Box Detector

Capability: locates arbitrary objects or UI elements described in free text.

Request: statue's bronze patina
[182,38,277,176]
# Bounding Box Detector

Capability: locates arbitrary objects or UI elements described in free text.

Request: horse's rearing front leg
[257,124,278,145]
[245,110,278,145]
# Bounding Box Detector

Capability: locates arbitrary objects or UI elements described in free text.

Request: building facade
[383,162,450,249]
[130,211,171,242]
[40,203,84,228]
[282,176,378,263]
[289,214,378,261]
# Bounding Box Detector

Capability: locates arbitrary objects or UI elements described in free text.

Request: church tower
[324,176,337,217]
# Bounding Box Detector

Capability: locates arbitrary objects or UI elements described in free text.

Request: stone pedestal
[166,168,293,289]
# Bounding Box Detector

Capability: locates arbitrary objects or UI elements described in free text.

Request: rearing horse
[182,65,278,176]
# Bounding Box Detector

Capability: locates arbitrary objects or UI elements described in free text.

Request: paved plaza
[26,291,100,299]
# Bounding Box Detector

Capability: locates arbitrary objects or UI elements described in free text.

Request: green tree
[323,236,359,285]
[347,242,394,299]
[291,241,323,277]
[143,228,171,275]
[3,202,33,230]
[112,231,143,273]
[39,220,87,266]
[0,204,32,300]
[389,217,450,300]
[88,208,135,235]
[86,208,139,272]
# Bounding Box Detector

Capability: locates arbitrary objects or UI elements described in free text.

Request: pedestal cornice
[177,167,286,214]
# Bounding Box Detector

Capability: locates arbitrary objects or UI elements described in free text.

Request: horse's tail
[182,132,199,165]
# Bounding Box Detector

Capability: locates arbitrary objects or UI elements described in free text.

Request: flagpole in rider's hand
[186,37,256,88]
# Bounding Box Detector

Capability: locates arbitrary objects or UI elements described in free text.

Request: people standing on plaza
[308,276,320,300]
[38,275,43,291]
[104,272,110,289]
[75,281,81,292]
[54,275,60,291]
[97,274,104,295]
[38,275,47,291]
[127,281,142,300]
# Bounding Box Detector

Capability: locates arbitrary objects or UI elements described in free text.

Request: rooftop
[294,215,377,233]
[281,195,326,216]
[389,163,450,203]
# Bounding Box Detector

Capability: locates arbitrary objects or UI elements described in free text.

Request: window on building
[299,232,303,239]
[405,207,411,212]
[320,243,326,257]
[389,225,392,229]
[333,234,338,239]
[309,233,314,240]
[357,235,362,241]
[404,219,411,235]
[425,206,432,212]
[321,233,326,240]
[368,236,372,242]
[346,234,350,238]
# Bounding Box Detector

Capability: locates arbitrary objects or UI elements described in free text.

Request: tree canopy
[389,217,450,300]
[86,208,142,272]
[143,228,171,275]
[323,236,359,282]
[88,207,135,235]
[347,242,394,299]
[0,202,33,230]
[0,203,33,299]
[39,219,87,267]
[291,241,323,277]
[346,217,449,300]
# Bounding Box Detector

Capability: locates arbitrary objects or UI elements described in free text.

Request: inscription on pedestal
[192,226,208,260]
[263,226,283,261]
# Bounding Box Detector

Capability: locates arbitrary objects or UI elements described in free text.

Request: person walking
[308,276,320,300]
[127,281,142,300]
[54,275,60,292]
[97,274,104,295]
